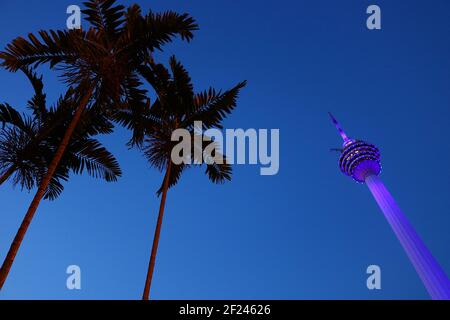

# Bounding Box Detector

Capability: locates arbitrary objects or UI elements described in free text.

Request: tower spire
[328,112,351,146]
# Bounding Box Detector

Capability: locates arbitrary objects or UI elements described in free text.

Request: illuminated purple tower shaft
[330,113,450,300]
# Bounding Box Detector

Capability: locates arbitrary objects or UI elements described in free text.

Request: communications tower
[329,113,450,299]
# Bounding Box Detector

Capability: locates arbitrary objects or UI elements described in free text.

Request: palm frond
[156,163,186,196]
[68,138,122,182]
[0,126,42,192]
[169,56,194,116]
[144,10,198,51]
[138,63,170,97]
[82,0,126,39]
[0,103,34,134]
[42,170,68,201]
[195,136,231,183]
[20,66,47,119]
[186,81,247,129]
[0,30,81,71]
[111,73,152,146]
[205,162,232,184]
[143,132,173,172]
[77,106,115,137]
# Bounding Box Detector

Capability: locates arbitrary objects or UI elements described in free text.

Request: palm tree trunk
[0,88,93,290]
[142,161,172,300]
[0,166,15,185]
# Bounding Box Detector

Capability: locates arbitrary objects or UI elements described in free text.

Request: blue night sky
[0,0,449,299]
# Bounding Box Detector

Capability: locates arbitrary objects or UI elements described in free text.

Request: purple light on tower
[329,113,450,300]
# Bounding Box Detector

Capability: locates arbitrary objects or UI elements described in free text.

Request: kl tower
[329,113,450,300]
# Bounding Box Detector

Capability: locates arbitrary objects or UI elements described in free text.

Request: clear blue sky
[0,0,449,299]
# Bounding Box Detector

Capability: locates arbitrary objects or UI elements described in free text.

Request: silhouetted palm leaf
[0,103,30,132]
[0,70,121,200]
[21,67,47,119]
[82,0,125,39]
[186,81,247,129]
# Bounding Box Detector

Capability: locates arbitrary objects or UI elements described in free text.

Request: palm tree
[0,0,198,289]
[116,56,246,299]
[0,67,121,200]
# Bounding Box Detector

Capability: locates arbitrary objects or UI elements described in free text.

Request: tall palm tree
[116,56,246,299]
[0,0,198,289]
[0,67,121,200]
